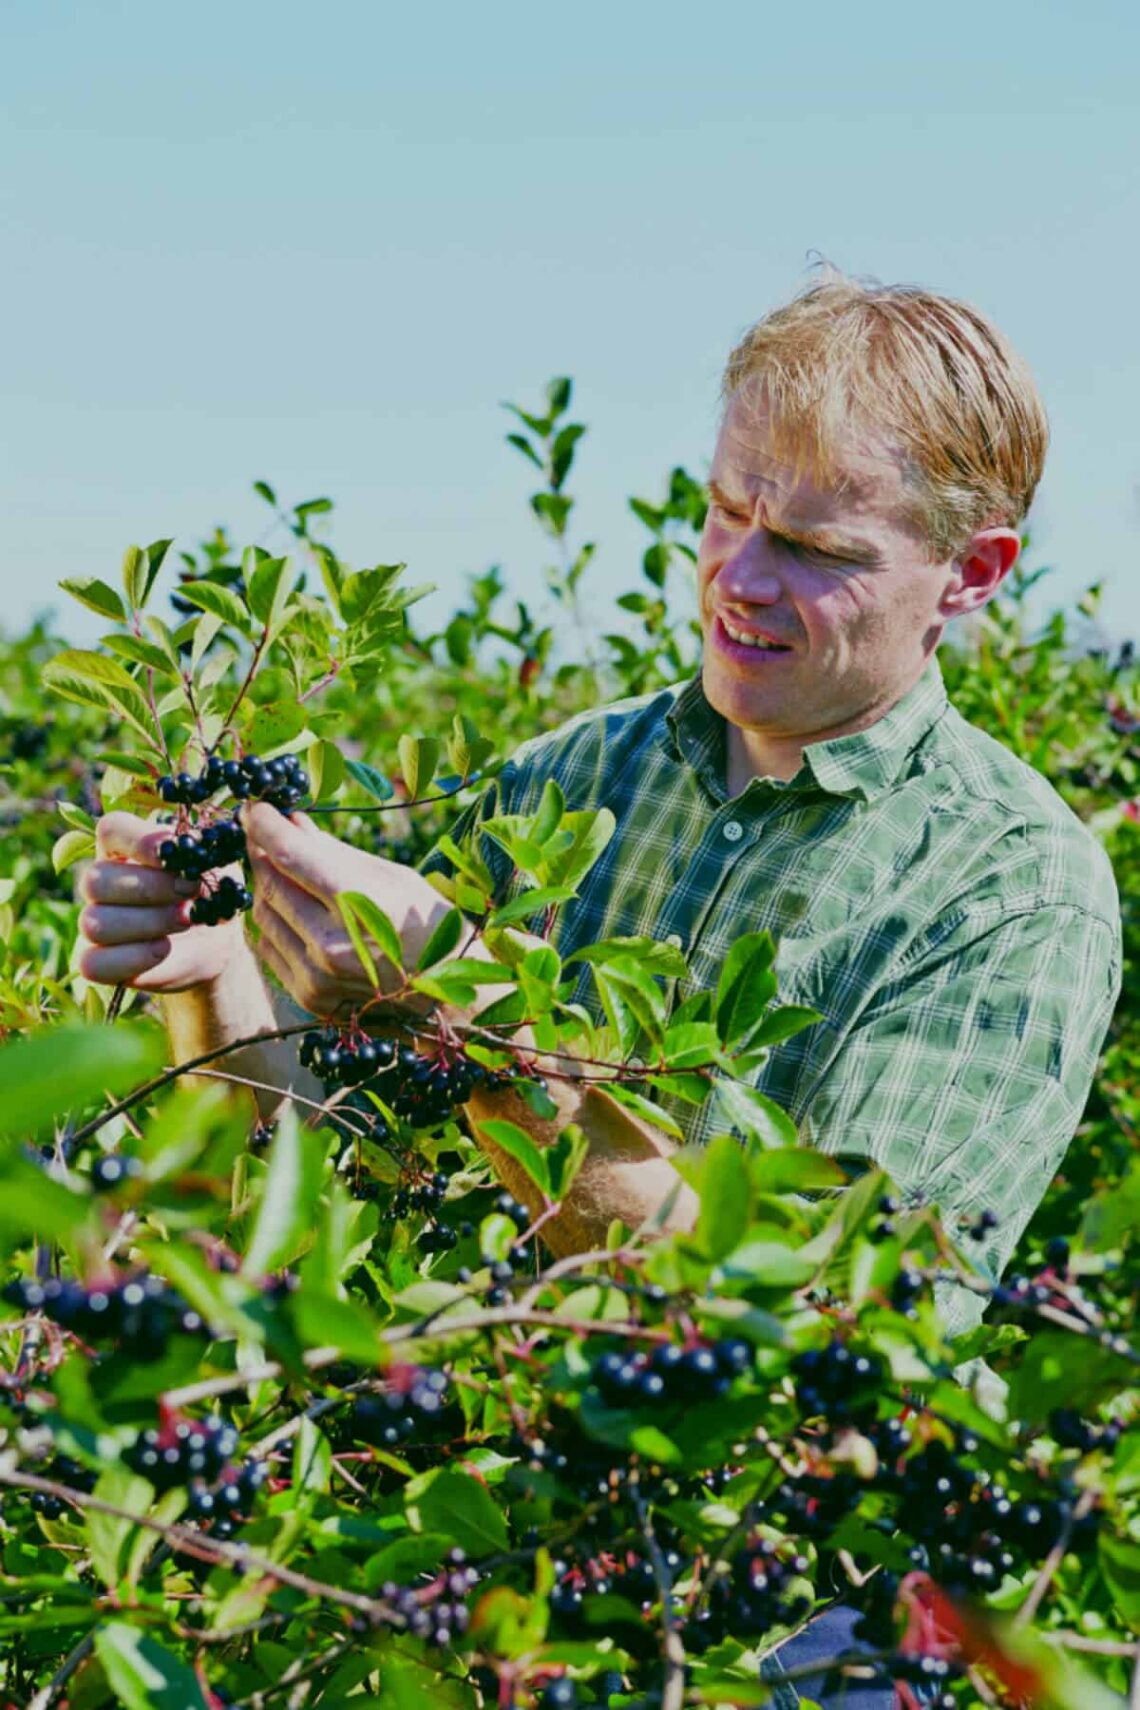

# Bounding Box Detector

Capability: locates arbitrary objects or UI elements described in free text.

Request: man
[77,273,1122,1708]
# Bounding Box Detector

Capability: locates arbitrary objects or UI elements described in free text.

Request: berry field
[0,383,1138,1707]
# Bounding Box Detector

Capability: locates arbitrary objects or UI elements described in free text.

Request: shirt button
[722,820,744,843]
[664,932,683,949]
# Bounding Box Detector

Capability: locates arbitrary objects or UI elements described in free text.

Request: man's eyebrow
[706,480,881,565]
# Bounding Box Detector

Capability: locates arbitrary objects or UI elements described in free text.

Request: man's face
[698,392,957,781]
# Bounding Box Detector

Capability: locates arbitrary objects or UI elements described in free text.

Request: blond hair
[721,270,1049,559]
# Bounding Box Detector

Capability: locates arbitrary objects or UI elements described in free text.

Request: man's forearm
[464,1072,699,1255]
[158,938,324,1125]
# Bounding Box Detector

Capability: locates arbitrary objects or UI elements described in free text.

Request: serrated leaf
[59,576,127,622]
[86,1467,155,1589]
[413,1467,509,1554]
[175,579,254,632]
[307,738,345,801]
[101,633,176,676]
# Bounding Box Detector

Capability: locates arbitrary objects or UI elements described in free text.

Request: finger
[95,811,170,867]
[77,938,172,986]
[80,900,192,946]
[250,851,336,941]
[253,891,312,975]
[80,860,191,908]
[240,803,339,899]
[253,928,315,1015]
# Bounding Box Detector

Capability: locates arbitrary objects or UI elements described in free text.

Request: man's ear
[939,527,1022,621]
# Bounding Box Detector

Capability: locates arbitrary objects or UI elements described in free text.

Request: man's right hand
[76,811,248,993]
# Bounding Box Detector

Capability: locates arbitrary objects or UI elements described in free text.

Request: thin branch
[26,1631,95,1710]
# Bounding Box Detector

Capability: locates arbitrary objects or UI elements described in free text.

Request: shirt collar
[663,653,949,804]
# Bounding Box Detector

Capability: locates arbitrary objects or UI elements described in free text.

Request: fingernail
[173,879,198,897]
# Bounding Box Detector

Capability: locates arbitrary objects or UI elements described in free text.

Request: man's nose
[716,526,784,601]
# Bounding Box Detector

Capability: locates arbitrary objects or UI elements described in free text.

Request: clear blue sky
[3,0,1138,654]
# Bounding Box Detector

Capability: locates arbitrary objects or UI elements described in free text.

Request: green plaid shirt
[423,653,1122,1335]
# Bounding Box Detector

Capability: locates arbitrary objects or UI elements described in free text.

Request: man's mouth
[715,614,793,652]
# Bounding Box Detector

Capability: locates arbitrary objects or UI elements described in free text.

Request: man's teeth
[723,620,787,649]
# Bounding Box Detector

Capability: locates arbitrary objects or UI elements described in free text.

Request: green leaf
[398,734,440,800]
[292,1416,333,1505]
[696,1134,753,1260]
[344,757,395,802]
[568,935,688,980]
[413,1467,509,1554]
[94,1622,210,1710]
[601,1082,684,1140]
[59,576,127,622]
[243,699,306,754]
[489,885,577,927]
[174,579,254,633]
[91,751,158,780]
[338,891,404,977]
[86,1467,155,1589]
[715,931,778,1050]
[662,1020,722,1070]
[101,634,175,676]
[531,778,565,845]
[743,1003,825,1049]
[475,1118,550,1196]
[53,828,95,874]
[709,1078,798,1149]
[0,1021,166,1141]
[748,1149,849,1195]
[121,545,147,609]
[307,738,345,802]
[546,1123,589,1201]
[416,906,465,970]
[0,1154,92,1245]
[544,807,617,888]
[240,1103,324,1277]
[247,554,297,628]
[43,650,155,742]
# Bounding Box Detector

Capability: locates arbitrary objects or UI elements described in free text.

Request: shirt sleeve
[795,901,1122,1338]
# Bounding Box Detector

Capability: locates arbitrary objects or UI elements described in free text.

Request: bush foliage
[0,382,1138,1707]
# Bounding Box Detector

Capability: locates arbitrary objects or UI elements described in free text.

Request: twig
[1012,1489,1095,1628]
[26,1631,95,1710]
[633,1489,686,1710]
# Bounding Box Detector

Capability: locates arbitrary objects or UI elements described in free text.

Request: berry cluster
[690,1534,812,1648]
[154,751,310,926]
[301,1029,531,1129]
[26,1454,97,1522]
[124,1415,240,1492]
[590,1337,753,1409]
[375,1550,480,1648]
[788,1339,884,1426]
[347,1364,453,1450]
[157,751,309,812]
[185,1458,268,1538]
[3,1272,207,1359]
